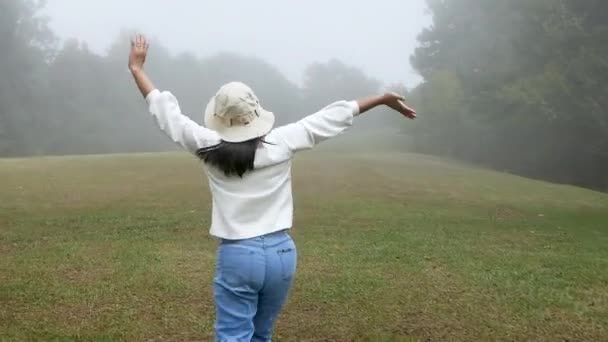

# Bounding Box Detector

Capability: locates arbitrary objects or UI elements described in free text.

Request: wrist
[378,93,390,106]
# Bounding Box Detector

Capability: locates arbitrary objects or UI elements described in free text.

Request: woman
[128,35,416,341]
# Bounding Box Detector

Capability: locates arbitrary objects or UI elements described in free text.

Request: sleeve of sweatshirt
[146,89,221,153]
[271,100,360,154]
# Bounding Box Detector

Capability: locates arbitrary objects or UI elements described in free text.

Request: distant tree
[198,53,303,125]
[0,1,403,157]
[408,0,608,190]
[302,59,381,109]
[0,0,55,155]
[300,59,408,131]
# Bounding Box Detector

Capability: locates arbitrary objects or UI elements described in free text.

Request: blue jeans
[214,230,297,342]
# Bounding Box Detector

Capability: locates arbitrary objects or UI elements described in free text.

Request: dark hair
[196,137,271,177]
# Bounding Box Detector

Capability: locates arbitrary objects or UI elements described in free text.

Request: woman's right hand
[129,34,149,72]
[128,34,156,98]
[382,93,417,119]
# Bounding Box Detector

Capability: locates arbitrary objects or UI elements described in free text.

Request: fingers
[393,98,414,112]
[133,34,147,48]
[404,109,417,118]
[400,102,416,114]
[402,110,416,119]
[131,35,139,50]
[398,101,417,119]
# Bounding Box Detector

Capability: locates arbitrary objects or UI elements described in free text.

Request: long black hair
[196,137,271,177]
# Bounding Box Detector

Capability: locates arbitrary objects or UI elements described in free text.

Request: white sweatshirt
[146,89,360,240]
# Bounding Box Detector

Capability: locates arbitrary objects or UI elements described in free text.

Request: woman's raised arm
[128,34,220,153]
[272,93,416,153]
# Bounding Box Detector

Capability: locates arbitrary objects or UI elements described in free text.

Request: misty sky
[43,0,430,88]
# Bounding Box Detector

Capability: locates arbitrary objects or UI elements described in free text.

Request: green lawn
[1,152,607,341]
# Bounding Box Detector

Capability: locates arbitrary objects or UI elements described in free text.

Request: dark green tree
[409,0,608,190]
[0,0,55,155]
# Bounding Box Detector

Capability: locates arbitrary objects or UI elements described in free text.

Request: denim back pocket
[277,244,297,281]
[217,245,255,288]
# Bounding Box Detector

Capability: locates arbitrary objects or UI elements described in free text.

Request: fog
[43,0,429,87]
[2,0,607,191]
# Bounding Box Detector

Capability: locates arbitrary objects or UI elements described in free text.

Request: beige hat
[204,82,275,142]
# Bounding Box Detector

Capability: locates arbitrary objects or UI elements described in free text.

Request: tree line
[2,0,607,191]
[1,0,396,158]
[408,0,608,190]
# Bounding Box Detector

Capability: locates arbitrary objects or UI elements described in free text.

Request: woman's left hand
[383,93,417,119]
[129,34,149,72]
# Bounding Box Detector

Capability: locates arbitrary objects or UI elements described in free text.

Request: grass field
[1,151,607,341]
